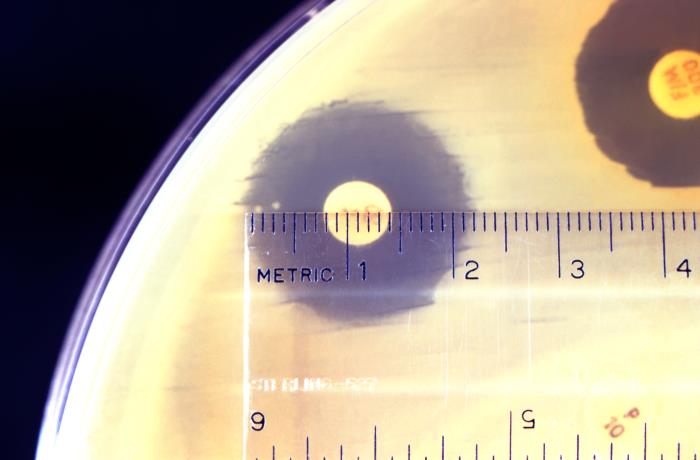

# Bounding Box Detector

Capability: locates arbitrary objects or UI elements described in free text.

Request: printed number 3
[571,259,584,279]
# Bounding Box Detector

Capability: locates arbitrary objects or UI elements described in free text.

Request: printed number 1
[359,261,367,281]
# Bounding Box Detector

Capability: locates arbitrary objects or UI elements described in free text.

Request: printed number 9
[250,411,265,431]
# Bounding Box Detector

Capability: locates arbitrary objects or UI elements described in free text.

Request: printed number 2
[465,260,479,280]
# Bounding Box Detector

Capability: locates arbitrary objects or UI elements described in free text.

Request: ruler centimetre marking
[248,416,694,460]
[247,210,699,283]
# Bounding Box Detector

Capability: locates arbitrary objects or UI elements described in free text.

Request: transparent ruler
[243,210,700,460]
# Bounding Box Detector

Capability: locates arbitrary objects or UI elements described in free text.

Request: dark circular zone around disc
[576,0,700,186]
[242,101,470,321]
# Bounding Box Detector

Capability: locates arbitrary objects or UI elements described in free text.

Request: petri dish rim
[35,0,336,456]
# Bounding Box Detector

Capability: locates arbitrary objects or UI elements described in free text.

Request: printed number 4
[677,259,692,278]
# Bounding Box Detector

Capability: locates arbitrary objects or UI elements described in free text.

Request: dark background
[4,0,302,456]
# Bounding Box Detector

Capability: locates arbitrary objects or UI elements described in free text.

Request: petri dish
[38,0,700,459]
